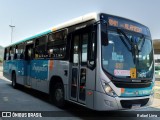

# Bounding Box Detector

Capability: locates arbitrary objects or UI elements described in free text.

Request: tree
[0,59,3,63]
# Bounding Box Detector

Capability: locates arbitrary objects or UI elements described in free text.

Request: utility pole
[9,24,15,43]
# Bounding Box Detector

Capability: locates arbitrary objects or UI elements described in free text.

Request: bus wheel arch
[49,76,65,108]
[11,70,17,89]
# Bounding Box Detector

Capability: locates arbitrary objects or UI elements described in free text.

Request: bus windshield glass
[102,30,154,79]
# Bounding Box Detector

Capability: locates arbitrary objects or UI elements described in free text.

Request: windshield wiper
[117,28,132,51]
[138,35,145,52]
[117,28,133,45]
[117,28,137,64]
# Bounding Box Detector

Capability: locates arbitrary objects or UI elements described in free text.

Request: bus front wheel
[51,82,65,108]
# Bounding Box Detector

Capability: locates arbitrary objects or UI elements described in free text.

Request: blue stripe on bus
[6,29,52,47]
[121,83,153,97]
[3,59,49,80]
[30,60,48,80]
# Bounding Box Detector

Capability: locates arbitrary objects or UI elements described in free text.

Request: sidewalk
[151,98,160,108]
[154,80,160,99]
[152,80,160,109]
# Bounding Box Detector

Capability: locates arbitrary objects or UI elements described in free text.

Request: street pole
[9,25,15,43]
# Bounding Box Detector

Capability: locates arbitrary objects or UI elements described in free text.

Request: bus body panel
[94,91,153,111]
[85,68,96,109]
[16,60,27,85]
[94,91,119,110]
[3,13,155,111]
[3,60,18,80]
[115,95,154,110]
[3,61,11,80]
[29,60,69,94]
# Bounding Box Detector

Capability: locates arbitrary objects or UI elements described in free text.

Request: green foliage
[0,59,2,63]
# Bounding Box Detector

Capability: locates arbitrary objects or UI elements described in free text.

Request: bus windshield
[102,30,154,79]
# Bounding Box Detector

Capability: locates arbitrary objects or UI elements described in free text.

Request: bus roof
[6,12,99,47]
[6,12,150,48]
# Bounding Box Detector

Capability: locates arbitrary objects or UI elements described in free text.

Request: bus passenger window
[47,30,67,59]
[14,48,18,59]
[4,48,7,60]
[89,30,96,66]
[81,34,88,64]
[17,44,24,59]
[6,48,10,60]
[73,35,79,64]
[35,36,47,59]
[48,49,53,58]
[10,47,15,60]
[27,48,34,60]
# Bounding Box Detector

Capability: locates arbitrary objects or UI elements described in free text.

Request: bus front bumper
[94,91,154,111]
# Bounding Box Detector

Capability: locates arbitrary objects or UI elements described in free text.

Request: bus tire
[51,82,65,108]
[12,73,17,89]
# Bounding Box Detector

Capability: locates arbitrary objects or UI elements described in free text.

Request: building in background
[153,39,160,63]
[153,39,160,78]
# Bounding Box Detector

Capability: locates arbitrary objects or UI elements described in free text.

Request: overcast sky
[0,0,160,47]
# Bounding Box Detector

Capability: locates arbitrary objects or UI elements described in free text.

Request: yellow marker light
[52,27,57,32]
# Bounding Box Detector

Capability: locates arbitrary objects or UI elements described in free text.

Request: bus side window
[14,46,18,59]
[81,33,88,65]
[17,43,24,59]
[6,48,10,60]
[35,36,47,59]
[4,48,7,61]
[27,48,34,60]
[47,30,67,59]
[10,47,15,60]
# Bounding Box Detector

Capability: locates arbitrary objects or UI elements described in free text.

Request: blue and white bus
[3,13,155,110]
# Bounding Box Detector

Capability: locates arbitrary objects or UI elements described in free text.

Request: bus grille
[113,82,151,88]
[120,98,149,109]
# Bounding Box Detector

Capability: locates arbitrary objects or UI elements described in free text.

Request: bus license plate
[131,104,141,109]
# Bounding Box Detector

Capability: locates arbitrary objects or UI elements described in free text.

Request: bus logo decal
[32,64,48,72]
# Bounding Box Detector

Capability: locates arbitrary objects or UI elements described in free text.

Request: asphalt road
[0,72,160,120]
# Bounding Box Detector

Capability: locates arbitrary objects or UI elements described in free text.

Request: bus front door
[25,44,34,86]
[70,29,91,104]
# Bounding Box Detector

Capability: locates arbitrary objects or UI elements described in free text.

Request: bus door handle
[64,70,68,76]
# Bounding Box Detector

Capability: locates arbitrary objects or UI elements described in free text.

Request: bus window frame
[4,48,8,61]
[16,43,25,59]
[34,35,48,59]
[47,29,68,60]
[87,24,97,70]
[10,46,16,60]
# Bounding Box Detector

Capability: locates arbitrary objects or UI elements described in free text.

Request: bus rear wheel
[51,82,65,108]
[12,73,17,89]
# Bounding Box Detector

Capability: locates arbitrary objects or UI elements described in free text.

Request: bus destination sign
[108,17,150,36]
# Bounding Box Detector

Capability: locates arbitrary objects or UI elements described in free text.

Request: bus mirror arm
[87,60,95,70]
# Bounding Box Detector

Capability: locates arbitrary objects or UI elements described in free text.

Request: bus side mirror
[101,23,108,46]
[101,31,108,46]
[88,30,96,70]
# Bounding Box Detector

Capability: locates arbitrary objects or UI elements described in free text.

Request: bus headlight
[101,81,117,97]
